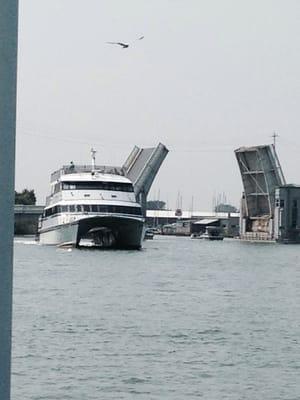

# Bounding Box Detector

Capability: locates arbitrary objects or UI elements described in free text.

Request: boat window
[44,204,142,217]
[96,204,142,215]
[54,182,61,194]
[62,181,134,192]
[62,182,76,190]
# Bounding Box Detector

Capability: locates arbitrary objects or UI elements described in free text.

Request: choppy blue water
[12,236,300,399]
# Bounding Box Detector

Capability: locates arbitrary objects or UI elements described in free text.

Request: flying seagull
[106,41,129,49]
[106,36,144,49]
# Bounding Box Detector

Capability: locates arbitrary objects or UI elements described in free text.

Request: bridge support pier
[0,1,18,399]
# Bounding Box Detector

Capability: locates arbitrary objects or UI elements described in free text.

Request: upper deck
[46,165,135,207]
[51,165,125,183]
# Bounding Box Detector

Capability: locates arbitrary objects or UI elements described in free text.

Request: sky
[16,0,300,210]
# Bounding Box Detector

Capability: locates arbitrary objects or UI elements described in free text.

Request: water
[12,236,300,399]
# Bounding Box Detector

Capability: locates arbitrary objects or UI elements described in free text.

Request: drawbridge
[235,144,285,239]
[123,143,169,215]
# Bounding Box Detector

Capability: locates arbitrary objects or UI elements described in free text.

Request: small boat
[144,228,155,240]
[191,226,224,241]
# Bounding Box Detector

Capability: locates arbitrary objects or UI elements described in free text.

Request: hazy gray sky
[16,0,300,209]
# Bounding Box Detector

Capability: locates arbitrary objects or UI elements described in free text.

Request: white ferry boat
[38,150,144,249]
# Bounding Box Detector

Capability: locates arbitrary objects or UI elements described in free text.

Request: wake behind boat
[38,149,144,249]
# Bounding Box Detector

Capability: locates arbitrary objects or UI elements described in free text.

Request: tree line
[15,189,36,205]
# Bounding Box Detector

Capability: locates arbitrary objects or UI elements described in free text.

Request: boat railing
[50,165,126,182]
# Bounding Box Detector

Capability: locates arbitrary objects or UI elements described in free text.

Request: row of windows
[60,181,134,192]
[44,204,142,217]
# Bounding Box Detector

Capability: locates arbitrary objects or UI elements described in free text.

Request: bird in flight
[106,41,129,49]
[106,36,144,49]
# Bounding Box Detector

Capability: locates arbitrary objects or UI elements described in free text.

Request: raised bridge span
[123,143,169,215]
[235,144,285,239]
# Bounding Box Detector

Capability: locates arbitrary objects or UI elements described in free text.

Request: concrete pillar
[0,1,18,399]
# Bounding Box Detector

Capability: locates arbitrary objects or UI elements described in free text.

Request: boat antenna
[91,147,97,173]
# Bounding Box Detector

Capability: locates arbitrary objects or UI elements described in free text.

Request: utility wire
[17,130,236,153]
[18,129,300,153]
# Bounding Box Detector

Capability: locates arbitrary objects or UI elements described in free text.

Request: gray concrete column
[0,1,19,399]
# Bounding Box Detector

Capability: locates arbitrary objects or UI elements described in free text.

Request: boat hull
[39,215,144,249]
[39,222,79,247]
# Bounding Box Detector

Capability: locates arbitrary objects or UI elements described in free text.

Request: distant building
[147,210,239,237]
[14,205,44,235]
